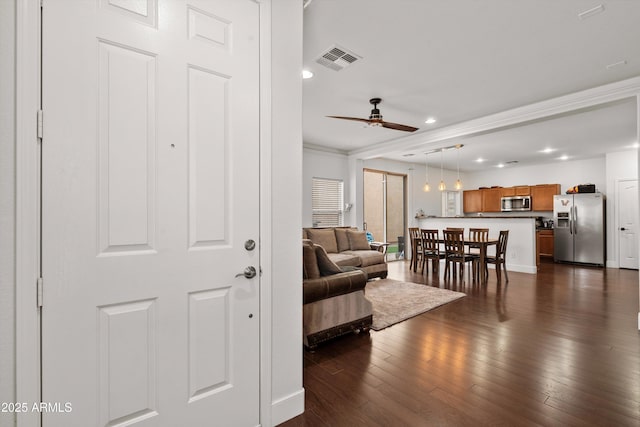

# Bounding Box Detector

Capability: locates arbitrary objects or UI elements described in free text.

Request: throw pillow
[347,230,371,251]
[306,228,338,253]
[315,245,343,276]
[302,242,320,279]
[334,228,351,252]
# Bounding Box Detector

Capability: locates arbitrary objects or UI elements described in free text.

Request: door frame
[15,1,274,425]
[363,168,407,249]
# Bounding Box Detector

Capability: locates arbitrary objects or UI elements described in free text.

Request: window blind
[312,178,344,227]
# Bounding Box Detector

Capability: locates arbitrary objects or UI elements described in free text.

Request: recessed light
[302,70,314,79]
[496,163,505,168]
[475,158,485,163]
[424,117,437,124]
[632,143,640,149]
[558,155,569,161]
[540,148,555,154]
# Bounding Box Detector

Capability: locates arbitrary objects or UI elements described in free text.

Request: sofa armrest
[303,270,367,304]
[369,241,389,254]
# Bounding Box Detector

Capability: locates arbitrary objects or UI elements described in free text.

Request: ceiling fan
[327,98,418,132]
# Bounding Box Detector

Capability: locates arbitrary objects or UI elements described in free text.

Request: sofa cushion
[315,244,343,276]
[347,230,371,251]
[334,228,351,252]
[328,252,361,267]
[303,241,320,279]
[307,228,338,253]
[344,250,385,267]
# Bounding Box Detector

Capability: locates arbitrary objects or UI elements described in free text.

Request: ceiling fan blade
[381,121,419,132]
[326,115,372,124]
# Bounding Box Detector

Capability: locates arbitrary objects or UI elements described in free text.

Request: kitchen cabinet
[463,189,483,213]
[501,187,515,197]
[501,186,530,196]
[536,229,554,265]
[482,188,502,212]
[531,184,561,211]
[464,183,560,213]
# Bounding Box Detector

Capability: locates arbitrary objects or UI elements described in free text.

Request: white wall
[466,157,607,195]
[302,150,469,230]
[270,0,304,424]
[302,148,349,227]
[0,1,16,424]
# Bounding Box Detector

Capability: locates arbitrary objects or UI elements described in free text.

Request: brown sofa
[302,227,388,279]
[303,240,373,348]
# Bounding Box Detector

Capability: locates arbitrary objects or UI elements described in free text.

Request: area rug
[365,279,466,330]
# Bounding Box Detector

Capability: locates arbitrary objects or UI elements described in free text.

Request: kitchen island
[415,216,537,274]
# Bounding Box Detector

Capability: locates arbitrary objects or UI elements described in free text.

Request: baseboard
[638,312,640,331]
[271,388,305,426]
[606,260,618,269]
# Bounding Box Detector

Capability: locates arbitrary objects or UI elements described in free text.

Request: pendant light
[423,153,430,192]
[438,149,446,191]
[455,145,462,190]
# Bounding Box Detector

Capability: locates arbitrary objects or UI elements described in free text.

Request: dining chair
[408,227,423,272]
[443,229,477,280]
[420,229,446,275]
[468,228,489,280]
[485,230,509,283]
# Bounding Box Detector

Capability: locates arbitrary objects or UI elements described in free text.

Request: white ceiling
[302,0,640,171]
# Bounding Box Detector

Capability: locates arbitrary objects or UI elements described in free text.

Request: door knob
[235,266,257,279]
[244,239,256,251]
[620,227,627,231]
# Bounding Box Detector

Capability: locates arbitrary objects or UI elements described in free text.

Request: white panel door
[42,1,261,425]
[619,180,639,269]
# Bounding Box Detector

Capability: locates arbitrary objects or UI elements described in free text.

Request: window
[312,178,344,227]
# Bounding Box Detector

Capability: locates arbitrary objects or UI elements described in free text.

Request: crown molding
[303,142,349,156]
[349,75,640,160]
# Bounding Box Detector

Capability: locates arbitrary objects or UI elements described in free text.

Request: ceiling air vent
[315,45,362,71]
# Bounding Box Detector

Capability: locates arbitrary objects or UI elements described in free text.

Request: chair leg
[502,261,509,283]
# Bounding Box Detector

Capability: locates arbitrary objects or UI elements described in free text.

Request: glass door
[363,169,406,260]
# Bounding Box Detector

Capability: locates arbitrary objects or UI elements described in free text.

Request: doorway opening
[363,169,406,261]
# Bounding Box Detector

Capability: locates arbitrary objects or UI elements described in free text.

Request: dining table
[437,235,499,284]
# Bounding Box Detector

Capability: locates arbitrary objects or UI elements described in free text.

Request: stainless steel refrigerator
[553,193,606,266]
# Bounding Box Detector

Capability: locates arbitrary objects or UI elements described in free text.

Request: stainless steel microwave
[501,196,531,211]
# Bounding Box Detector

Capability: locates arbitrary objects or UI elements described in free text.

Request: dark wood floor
[281,259,640,426]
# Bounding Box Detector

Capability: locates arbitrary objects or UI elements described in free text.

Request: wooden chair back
[496,230,509,259]
[469,228,489,241]
[420,229,440,253]
[443,229,465,257]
